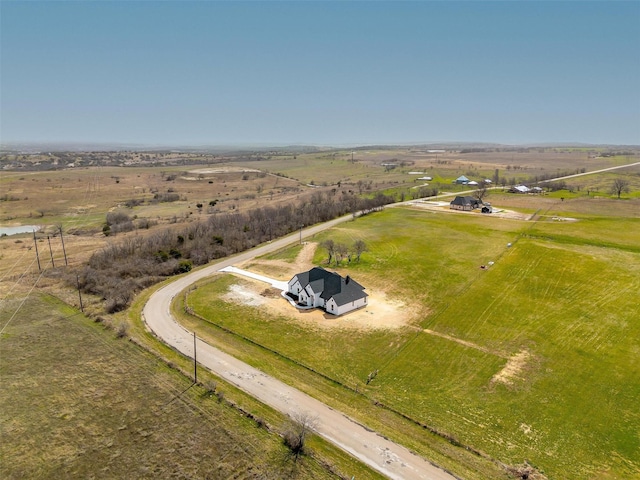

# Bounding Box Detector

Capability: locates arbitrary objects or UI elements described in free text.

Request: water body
[0,225,41,236]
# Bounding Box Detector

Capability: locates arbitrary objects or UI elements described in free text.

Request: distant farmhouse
[511,185,530,194]
[449,195,493,213]
[450,195,481,211]
[509,185,544,194]
[287,267,368,316]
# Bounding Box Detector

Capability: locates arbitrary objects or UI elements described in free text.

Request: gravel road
[142,215,456,480]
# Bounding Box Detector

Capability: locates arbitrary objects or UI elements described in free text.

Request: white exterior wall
[287,277,302,295]
[325,298,338,315]
[304,285,324,307]
[298,288,311,306]
[328,296,368,316]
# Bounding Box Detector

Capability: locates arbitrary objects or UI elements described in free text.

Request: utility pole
[193,332,198,383]
[300,224,304,245]
[33,230,41,272]
[59,226,68,266]
[47,236,55,268]
[76,275,84,312]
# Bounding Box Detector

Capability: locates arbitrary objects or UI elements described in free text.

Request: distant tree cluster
[73,190,394,312]
[102,211,157,237]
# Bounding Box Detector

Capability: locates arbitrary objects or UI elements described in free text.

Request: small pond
[0,225,42,236]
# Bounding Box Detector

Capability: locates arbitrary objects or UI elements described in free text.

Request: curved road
[142,160,638,479]
[143,215,455,480]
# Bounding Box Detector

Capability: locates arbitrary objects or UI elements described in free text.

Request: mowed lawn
[188,203,640,479]
[381,238,640,479]
[189,209,520,387]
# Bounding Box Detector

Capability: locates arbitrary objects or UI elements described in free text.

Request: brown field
[1,294,368,480]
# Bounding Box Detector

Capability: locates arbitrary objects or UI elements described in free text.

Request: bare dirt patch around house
[407,200,532,221]
[239,241,317,278]
[231,243,416,330]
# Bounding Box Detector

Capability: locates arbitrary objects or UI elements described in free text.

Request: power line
[0,245,32,283]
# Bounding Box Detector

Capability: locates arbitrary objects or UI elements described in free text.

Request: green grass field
[3,149,638,479]
[186,198,640,479]
[0,293,382,480]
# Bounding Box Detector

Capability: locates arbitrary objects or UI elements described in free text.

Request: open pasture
[0,165,302,231]
[549,167,640,199]
[0,293,377,480]
[187,197,640,479]
[2,147,635,244]
[381,237,639,479]
[2,146,639,478]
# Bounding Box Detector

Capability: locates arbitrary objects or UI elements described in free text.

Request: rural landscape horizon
[2,1,639,479]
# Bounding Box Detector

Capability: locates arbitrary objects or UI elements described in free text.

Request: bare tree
[283,412,317,461]
[473,182,490,202]
[321,239,335,265]
[353,240,367,262]
[335,242,348,265]
[611,178,630,199]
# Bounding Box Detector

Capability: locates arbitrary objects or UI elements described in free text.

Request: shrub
[176,260,192,273]
[115,322,129,339]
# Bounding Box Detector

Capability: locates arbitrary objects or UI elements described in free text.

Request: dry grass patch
[490,349,531,386]
[0,293,353,480]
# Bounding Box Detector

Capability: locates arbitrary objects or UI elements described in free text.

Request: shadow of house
[287,267,368,316]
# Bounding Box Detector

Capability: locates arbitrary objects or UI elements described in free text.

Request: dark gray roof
[450,195,478,206]
[292,267,367,307]
[330,276,368,306]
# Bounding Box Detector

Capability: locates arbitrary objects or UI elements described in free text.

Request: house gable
[287,267,367,316]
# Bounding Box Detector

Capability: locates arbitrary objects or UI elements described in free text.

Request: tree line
[72,190,394,313]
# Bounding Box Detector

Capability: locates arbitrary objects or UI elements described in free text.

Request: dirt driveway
[143,221,457,480]
[228,242,417,330]
[406,200,533,220]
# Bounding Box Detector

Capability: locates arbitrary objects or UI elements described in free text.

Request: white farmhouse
[287,267,368,316]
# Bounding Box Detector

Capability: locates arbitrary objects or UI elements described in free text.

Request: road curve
[143,214,456,480]
[142,160,639,479]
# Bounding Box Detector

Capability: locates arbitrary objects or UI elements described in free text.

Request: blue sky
[2,1,639,146]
